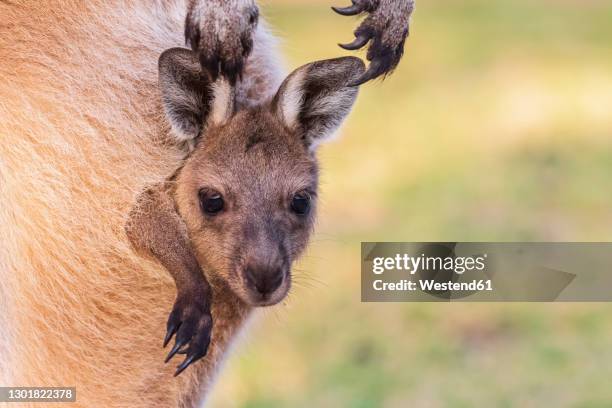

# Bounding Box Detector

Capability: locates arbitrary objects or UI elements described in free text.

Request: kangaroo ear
[159,48,234,143]
[273,57,365,150]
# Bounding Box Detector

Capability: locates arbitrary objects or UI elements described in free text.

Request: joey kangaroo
[0,0,412,406]
[126,49,365,381]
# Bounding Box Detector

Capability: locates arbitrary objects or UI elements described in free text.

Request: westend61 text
[373,279,493,292]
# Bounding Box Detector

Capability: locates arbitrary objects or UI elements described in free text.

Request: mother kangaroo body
[0,1,414,406]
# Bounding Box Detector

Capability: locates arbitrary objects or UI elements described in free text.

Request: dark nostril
[265,272,283,293]
[245,267,284,295]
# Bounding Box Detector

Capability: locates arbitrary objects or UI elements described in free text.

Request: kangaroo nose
[245,266,284,296]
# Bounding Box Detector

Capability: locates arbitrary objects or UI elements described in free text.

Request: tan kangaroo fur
[0,1,367,406]
[0,1,282,406]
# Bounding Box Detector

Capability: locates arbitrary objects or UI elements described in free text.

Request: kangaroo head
[158,48,364,306]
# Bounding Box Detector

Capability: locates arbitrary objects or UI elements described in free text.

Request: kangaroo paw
[163,290,212,376]
[185,0,259,84]
[334,0,415,86]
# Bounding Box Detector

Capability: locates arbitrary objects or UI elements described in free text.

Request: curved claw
[348,59,385,87]
[331,3,363,16]
[165,340,187,363]
[173,323,211,376]
[163,329,175,348]
[339,34,370,50]
[163,312,181,348]
[174,354,197,377]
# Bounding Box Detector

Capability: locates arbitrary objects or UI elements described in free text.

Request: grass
[208,1,612,406]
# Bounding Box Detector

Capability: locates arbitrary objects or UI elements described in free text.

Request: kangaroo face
[175,110,317,306]
[160,48,364,306]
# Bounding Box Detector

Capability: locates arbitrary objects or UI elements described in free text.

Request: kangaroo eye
[199,189,224,215]
[291,192,310,215]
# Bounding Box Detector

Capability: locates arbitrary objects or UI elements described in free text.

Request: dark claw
[339,34,371,50]
[174,354,197,377]
[165,319,195,362]
[163,311,181,348]
[334,0,411,86]
[332,3,364,16]
[173,315,211,376]
[174,342,209,376]
[165,340,186,363]
[163,325,176,348]
[348,59,385,87]
[162,293,212,375]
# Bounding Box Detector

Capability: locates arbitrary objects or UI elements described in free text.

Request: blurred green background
[209,1,612,406]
